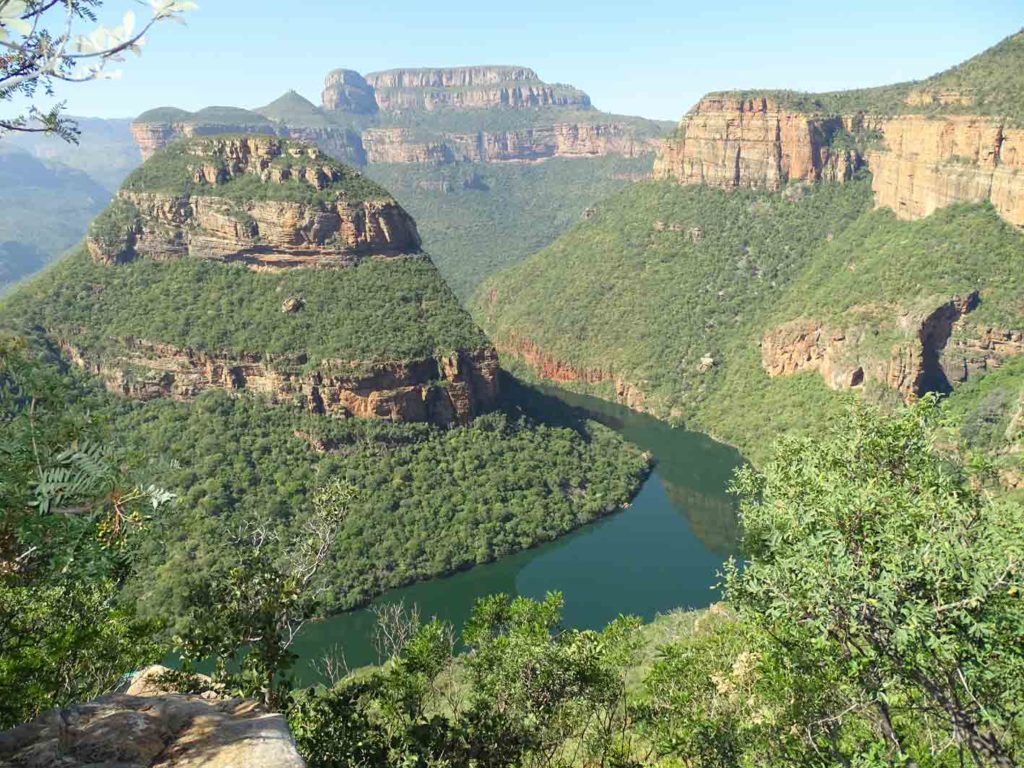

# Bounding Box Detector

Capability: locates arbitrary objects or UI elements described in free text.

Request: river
[287,380,744,684]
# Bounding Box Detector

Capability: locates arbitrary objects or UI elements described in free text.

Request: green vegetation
[0,336,167,728]
[4,249,487,363]
[368,155,655,299]
[114,388,649,622]
[478,178,1024,462]
[255,90,335,128]
[710,29,1024,123]
[120,136,392,204]
[276,402,1023,766]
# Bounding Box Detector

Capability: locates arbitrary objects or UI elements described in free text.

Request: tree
[0,0,194,140]
[698,398,1023,767]
[0,334,172,728]
[173,480,355,708]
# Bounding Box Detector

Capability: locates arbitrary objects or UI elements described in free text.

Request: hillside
[1,133,652,622]
[0,146,111,294]
[480,32,1024,469]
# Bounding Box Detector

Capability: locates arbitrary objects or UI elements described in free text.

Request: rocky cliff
[67,134,500,427]
[362,66,591,112]
[655,31,1024,229]
[88,135,421,268]
[62,338,500,426]
[653,96,867,190]
[761,292,1024,399]
[362,123,657,164]
[134,66,669,166]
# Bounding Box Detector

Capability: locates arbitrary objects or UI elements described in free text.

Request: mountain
[478,32,1024,481]
[0,134,651,618]
[132,65,668,166]
[9,134,498,425]
[130,66,673,298]
[3,116,141,191]
[0,145,112,293]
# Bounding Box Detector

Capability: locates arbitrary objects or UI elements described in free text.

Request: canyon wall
[655,95,1024,229]
[362,123,657,165]
[134,66,665,165]
[653,97,866,189]
[362,67,591,112]
[62,338,500,427]
[760,292,1024,399]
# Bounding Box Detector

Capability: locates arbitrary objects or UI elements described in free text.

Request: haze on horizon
[15,0,1024,123]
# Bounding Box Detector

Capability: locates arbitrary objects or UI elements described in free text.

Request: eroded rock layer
[133,66,668,165]
[761,293,1024,399]
[655,97,1024,229]
[88,135,421,268]
[62,338,500,427]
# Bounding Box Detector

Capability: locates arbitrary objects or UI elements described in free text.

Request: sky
[23,0,1024,122]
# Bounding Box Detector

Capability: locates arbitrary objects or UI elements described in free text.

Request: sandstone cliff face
[652,96,866,190]
[761,292,1024,399]
[133,65,666,166]
[321,69,378,114]
[867,115,1024,226]
[655,96,1024,229]
[89,136,420,268]
[131,120,365,165]
[62,338,501,427]
[363,123,657,165]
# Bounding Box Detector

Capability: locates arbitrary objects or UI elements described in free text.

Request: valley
[2,10,1023,767]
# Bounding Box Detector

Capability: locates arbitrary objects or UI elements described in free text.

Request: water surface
[290,381,743,683]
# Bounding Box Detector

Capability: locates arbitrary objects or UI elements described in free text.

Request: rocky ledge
[62,339,501,427]
[0,667,304,768]
[88,135,421,269]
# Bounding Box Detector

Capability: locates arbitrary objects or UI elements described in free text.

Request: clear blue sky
[46,0,1024,122]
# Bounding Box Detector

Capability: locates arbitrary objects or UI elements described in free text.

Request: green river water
[287,382,744,684]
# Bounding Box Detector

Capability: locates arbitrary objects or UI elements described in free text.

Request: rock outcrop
[88,135,421,268]
[866,115,1024,226]
[761,292,1024,399]
[131,117,366,165]
[61,339,500,427]
[362,123,657,165]
[0,686,305,768]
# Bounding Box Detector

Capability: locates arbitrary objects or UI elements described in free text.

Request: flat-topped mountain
[89,134,420,268]
[9,135,500,426]
[655,30,1024,228]
[132,65,668,165]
